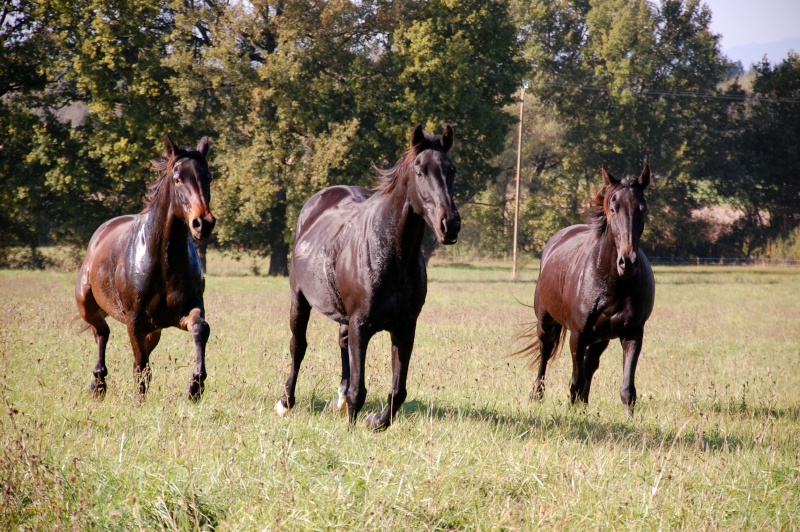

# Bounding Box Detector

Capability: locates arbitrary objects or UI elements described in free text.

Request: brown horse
[75,136,216,401]
[521,166,655,416]
[275,125,461,430]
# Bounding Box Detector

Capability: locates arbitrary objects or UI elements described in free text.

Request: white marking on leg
[275,399,290,417]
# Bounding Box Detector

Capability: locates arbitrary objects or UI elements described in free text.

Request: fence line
[432,247,800,267]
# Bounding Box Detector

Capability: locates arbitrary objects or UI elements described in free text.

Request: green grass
[1,257,799,529]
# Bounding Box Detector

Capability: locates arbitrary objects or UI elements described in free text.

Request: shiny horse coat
[276,125,461,430]
[522,166,655,416]
[75,136,215,400]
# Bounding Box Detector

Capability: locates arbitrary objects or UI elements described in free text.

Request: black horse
[76,136,215,400]
[275,125,461,430]
[520,166,655,416]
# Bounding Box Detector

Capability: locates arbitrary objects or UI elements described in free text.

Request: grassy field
[1,254,799,529]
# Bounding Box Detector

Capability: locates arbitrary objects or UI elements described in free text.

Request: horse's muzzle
[439,212,461,245]
[617,250,638,278]
[191,214,216,240]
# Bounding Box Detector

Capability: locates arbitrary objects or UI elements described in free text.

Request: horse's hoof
[332,394,348,416]
[367,412,388,432]
[275,399,290,417]
[625,404,635,418]
[528,388,544,402]
[185,380,204,402]
[89,379,106,399]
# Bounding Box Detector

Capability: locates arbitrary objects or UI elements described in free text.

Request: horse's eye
[173,173,183,186]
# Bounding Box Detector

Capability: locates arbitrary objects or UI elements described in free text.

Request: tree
[0,0,182,266]
[734,53,800,243]
[165,0,523,273]
[510,0,738,256]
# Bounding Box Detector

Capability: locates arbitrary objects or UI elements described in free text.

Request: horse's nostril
[192,218,202,231]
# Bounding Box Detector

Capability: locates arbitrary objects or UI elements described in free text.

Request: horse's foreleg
[276,291,310,416]
[579,340,609,403]
[344,317,372,426]
[619,331,644,417]
[332,324,350,415]
[180,308,208,401]
[367,323,415,431]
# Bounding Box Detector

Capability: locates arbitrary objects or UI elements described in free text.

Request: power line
[546,82,800,105]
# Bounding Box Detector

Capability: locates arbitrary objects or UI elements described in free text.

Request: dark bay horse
[75,136,216,401]
[521,166,655,416]
[275,124,461,430]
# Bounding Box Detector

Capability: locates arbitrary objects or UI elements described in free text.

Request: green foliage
[498,0,747,257]
[1,0,798,262]
[160,0,522,271]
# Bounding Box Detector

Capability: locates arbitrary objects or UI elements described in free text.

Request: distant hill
[726,37,800,68]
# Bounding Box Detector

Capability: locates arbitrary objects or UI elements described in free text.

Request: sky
[700,0,800,65]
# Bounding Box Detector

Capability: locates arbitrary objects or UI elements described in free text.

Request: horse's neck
[374,179,425,267]
[140,188,190,270]
[594,227,620,279]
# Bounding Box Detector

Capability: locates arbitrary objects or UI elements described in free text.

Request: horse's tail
[512,321,567,368]
[71,315,92,335]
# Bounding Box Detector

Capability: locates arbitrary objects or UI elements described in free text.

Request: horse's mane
[589,177,637,235]
[142,146,207,213]
[372,132,442,195]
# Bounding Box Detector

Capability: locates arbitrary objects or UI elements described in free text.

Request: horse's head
[600,165,650,278]
[163,135,216,241]
[408,124,461,245]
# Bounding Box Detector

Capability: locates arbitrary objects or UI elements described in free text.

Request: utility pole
[512,83,526,280]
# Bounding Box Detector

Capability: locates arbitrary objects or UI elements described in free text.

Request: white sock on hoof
[275,399,289,417]
[335,392,347,413]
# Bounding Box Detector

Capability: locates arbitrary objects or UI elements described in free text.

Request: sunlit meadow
[1,253,798,529]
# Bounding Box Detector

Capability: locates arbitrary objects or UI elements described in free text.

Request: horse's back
[291,185,374,321]
[540,224,593,273]
[295,185,373,239]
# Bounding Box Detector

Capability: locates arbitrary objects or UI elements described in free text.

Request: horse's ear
[441,124,454,152]
[164,134,177,158]
[638,164,651,189]
[197,136,209,157]
[601,166,619,186]
[410,124,425,150]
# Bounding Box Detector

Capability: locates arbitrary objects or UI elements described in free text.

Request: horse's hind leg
[76,293,110,398]
[276,291,311,416]
[367,322,415,431]
[180,308,208,401]
[332,324,350,415]
[88,318,110,398]
[579,340,609,403]
[343,316,373,426]
[530,315,560,401]
[568,333,590,405]
[127,320,153,399]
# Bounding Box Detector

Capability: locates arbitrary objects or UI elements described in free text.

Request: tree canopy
[1,0,798,269]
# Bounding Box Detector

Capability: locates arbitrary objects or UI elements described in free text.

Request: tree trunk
[268,239,289,276]
[267,188,289,276]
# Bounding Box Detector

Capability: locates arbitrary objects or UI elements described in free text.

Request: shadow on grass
[298,390,798,454]
[394,399,789,454]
